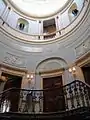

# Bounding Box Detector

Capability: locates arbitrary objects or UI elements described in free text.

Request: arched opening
[16,18,29,32]
[68,3,79,22]
[36,57,67,112]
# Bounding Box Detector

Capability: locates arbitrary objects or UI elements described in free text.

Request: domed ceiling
[9,0,68,18]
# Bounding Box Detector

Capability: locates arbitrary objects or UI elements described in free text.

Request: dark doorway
[43,76,65,112]
[43,19,56,39]
[82,65,90,85]
[1,72,22,112]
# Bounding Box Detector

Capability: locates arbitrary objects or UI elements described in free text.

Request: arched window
[68,3,79,22]
[16,18,29,32]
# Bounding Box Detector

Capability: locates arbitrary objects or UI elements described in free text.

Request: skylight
[10,0,68,18]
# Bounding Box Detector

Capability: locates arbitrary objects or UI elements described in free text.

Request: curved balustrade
[0,0,89,42]
[0,80,90,114]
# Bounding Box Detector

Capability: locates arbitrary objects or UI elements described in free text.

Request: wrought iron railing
[0,80,90,114]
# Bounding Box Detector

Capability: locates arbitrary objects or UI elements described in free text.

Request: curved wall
[0,0,90,90]
[0,0,87,42]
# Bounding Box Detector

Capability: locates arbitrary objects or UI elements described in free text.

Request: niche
[16,18,29,32]
[68,3,79,22]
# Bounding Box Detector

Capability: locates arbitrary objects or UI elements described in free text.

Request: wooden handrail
[80,80,90,88]
[0,80,90,95]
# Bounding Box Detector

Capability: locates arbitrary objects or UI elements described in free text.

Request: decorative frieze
[3,52,26,68]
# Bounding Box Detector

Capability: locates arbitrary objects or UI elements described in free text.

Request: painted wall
[0,0,89,90]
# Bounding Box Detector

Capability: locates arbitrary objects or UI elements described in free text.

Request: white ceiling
[10,0,68,17]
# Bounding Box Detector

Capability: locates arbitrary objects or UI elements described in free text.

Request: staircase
[0,80,90,120]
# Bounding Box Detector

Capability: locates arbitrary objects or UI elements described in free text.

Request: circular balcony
[0,80,90,114]
[0,0,89,43]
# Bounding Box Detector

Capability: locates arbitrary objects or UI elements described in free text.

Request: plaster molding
[3,52,27,68]
[0,63,27,77]
[7,0,72,20]
[0,0,89,44]
[75,36,90,58]
[39,68,64,77]
[75,52,90,67]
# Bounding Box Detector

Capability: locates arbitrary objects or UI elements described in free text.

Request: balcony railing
[0,80,90,114]
[0,0,89,42]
